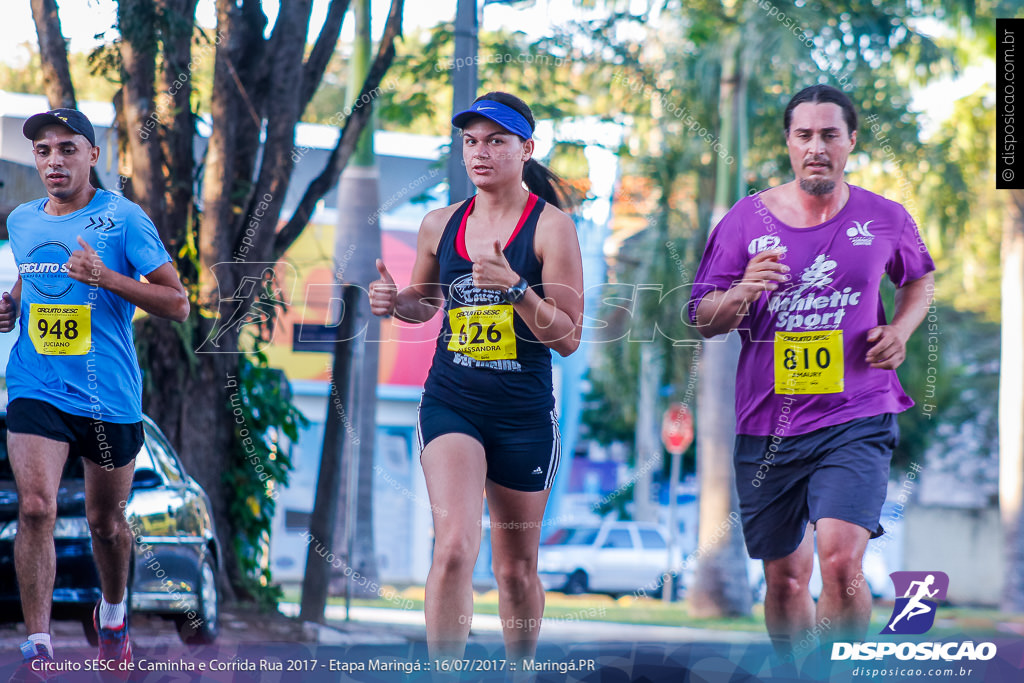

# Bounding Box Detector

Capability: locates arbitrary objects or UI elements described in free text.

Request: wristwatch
[503,276,529,304]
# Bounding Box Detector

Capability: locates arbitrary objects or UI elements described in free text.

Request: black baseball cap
[23,108,96,147]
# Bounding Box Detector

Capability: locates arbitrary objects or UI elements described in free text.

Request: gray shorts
[734,413,898,561]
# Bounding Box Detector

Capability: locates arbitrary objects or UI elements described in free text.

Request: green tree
[31,0,406,605]
[576,0,968,623]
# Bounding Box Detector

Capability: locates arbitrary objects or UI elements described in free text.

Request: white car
[538,521,683,597]
[746,545,893,602]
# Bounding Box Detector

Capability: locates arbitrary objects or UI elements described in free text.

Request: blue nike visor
[451,100,533,140]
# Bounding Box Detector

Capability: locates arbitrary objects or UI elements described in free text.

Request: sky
[0,0,991,137]
[0,0,585,63]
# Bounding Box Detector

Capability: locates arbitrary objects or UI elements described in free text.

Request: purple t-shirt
[688,185,935,437]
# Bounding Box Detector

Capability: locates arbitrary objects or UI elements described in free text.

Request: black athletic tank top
[422,194,554,414]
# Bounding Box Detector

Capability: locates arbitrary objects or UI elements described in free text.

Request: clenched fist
[66,236,108,287]
[369,259,398,317]
[0,292,16,333]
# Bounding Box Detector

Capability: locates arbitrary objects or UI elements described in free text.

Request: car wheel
[564,570,588,595]
[82,615,99,647]
[652,574,679,600]
[175,556,219,645]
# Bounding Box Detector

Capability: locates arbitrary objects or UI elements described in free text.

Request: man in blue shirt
[0,109,188,682]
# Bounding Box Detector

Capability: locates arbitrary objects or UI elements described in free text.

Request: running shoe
[8,641,53,683]
[93,601,132,678]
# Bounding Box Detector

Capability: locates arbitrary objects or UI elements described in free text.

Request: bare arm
[693,250,789,338]
[369,207,448,323]
[865,271,934,370]
[472,207,584,357]
[67,237,189,322]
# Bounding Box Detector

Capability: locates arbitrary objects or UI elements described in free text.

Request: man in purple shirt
[688,85,934,655]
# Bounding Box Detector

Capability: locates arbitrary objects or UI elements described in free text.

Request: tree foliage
[32,0,406,605]
[578,0,976,473]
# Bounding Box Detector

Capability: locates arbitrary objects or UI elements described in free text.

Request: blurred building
[0,91,625,590]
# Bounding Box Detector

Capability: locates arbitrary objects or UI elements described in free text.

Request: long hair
[783,84,858,137]
[469,91,577,210]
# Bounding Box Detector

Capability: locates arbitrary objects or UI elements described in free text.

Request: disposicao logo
[882,570,948,635]
[831,571,997,663]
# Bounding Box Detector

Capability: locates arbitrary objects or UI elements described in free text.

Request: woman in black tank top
[369,92,584,665]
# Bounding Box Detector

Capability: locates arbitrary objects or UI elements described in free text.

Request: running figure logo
[881,571,949,635]
[197,262,296,353]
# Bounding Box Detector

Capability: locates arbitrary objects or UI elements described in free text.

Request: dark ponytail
[523,158,576,210]
[473,91,578,211]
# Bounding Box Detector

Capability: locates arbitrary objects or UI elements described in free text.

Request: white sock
[99,597,126,629]
[27,633,52,657]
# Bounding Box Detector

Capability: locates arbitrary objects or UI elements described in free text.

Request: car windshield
[543,527,600,546]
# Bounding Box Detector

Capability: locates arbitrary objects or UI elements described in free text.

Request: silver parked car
[0,414,221,645]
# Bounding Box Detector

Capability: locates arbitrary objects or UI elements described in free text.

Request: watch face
[506,277,528,303]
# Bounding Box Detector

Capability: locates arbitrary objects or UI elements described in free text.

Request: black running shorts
[733,413,898,561]
[7,397,143,469]
[416,393,561,492]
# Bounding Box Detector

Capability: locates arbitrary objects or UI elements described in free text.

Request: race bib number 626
[29,304,91,356]
[447,304,517,361]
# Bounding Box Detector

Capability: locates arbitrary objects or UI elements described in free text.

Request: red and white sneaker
[93,602,131,679]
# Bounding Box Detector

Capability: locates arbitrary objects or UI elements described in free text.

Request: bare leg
[420,434,487,660]
[815,517,872,642]
[763,524,815,658]
[485,480,551,662]
[7,433,69,636]
[83,457,136,605]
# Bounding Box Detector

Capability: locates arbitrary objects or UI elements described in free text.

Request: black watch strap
[503,276,529,304]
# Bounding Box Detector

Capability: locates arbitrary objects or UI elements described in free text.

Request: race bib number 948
[774,330,843,394]
[29,304,91,356]
[448,304,517,361]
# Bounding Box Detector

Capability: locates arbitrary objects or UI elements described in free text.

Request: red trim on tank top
[455,193,539,262]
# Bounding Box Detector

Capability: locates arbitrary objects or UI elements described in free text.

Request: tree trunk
[33,0,406,605]
[329,163,381,596]
[1000,189,1024,610]
[156,0,200,266]
[690,332,751,616]
[325,0,380,598]
[29,0,76,109]
[301,286,359,621]
[117,0,164,229]
[688,26,751,617]
[633,343,663,522]
[138,316,242,600]
[30,0,104,189]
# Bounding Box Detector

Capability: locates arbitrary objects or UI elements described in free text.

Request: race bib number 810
[29,304,91,356]
[774,330,843,394]
[448,304,517,361]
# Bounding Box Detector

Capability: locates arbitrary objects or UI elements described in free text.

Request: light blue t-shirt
[6,189,171,423]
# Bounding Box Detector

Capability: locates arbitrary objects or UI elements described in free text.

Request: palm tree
[679,0,960,616]
[330,0,381,597]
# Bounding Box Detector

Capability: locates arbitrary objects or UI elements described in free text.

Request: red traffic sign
[662,403,693,455]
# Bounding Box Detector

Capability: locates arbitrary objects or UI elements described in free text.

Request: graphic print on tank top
[444,193,544,372]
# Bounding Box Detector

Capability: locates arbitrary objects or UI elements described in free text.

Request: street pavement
[0,601,770,650]
[0,603,777,682]
[277,603,770,645]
